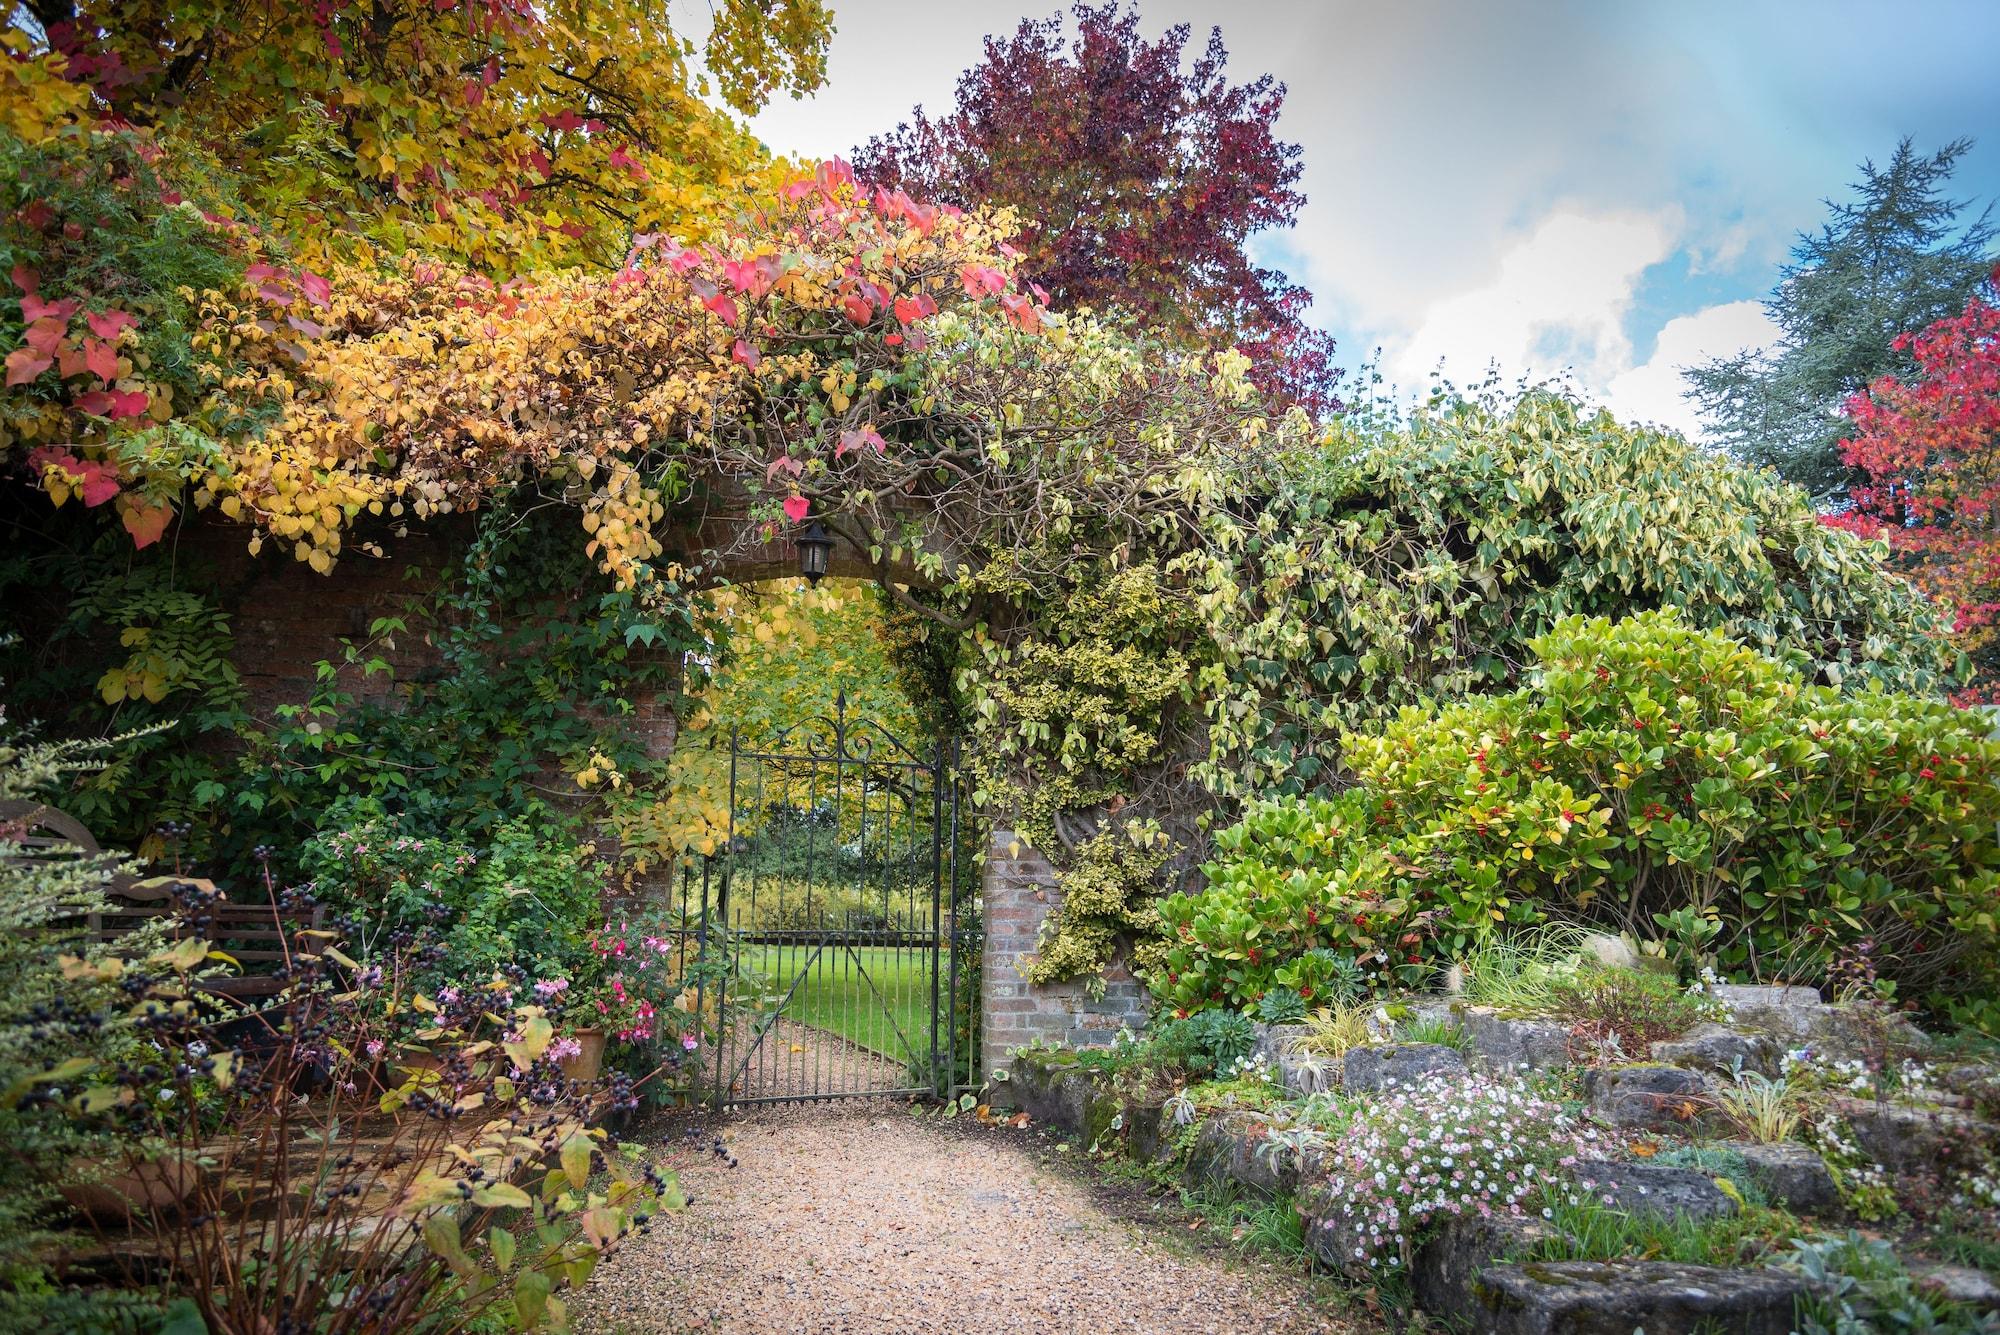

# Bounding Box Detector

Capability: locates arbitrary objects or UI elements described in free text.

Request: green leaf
[488,1224,517,1271]
[560,1131,594,1192]
[513,1268,553,1328]
[472,1182,534,1210]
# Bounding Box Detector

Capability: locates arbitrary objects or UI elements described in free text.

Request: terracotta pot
[560,1027,607,1082]
[61,1154,205,1224]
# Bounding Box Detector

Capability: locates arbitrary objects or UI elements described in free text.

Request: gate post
[980,827,1152,1090]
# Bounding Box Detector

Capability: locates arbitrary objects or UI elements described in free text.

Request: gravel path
[573,1104,1369,1334]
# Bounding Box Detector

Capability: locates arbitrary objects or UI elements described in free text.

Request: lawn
[742,943,940,1062]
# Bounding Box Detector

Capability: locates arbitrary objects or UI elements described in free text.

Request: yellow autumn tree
[617,578,924,862]
[9,0,832,270]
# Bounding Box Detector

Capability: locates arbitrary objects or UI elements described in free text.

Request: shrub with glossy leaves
[1152,610,2000,1025]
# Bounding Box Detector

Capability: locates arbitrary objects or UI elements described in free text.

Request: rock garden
[1006,957,2000,1334]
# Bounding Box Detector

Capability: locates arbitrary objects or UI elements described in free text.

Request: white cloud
[1603,299,1779,438]
[1385,208,1682,393]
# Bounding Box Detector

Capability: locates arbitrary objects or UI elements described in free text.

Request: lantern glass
[797,521,833,583]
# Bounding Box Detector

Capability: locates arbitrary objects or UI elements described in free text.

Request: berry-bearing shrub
[1151,610,2000,1031]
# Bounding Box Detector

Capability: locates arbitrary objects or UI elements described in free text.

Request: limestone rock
[1706,983,1826,1041]
[1342,1042,1469,1093]
[1252,1021,1313,1065]
[1407,1214,1556,1322]
[1185,1109,1311,1199]
[1471,1260,1806,1335]
[1651,1022,1780,1077]
[1714,1140,1841,1216]
[1567,1158,1737,1221]
[1583,1064,1712,1131]
[1833,1096,2000,1177]
[1916,1264,2000,1317]
[1582,933,1645,971]
[1459,1010,1575,1073]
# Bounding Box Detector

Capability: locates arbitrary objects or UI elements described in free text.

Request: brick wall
[980,826,1151,1087]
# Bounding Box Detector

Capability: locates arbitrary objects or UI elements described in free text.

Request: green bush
[300,801,606,991]
[1153,610,2000,1024]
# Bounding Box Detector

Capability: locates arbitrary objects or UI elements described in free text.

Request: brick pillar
[980,827,1151,1089]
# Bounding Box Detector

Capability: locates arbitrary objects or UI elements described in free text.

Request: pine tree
[1687,138,1996,502]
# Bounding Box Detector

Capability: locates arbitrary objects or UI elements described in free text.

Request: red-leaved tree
[853,3,1340,417]
[1831,267,2000,699]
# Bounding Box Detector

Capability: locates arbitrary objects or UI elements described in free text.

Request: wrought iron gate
[681,696,974,1106]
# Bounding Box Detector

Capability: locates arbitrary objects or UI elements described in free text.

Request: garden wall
[981,825,1150,1081]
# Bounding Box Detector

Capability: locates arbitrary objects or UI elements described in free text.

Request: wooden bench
[1,800,328,999]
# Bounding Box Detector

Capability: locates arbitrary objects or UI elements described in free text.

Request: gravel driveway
[573,1103,1369,1334]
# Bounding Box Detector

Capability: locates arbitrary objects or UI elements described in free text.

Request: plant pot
[560,1027,607,1082]
[61,1153,206,1224]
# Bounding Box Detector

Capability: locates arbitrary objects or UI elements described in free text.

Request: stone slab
[1471,1260,1806,1335]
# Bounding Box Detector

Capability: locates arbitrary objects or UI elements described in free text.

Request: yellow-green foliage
[1191,391,1956,801]
[1153,611,2000,1027]
[971,391,1955,985]
[1022,819,1172,984]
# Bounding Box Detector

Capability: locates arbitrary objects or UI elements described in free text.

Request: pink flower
[682,1033,700,1051]
[365,1039,385,1058]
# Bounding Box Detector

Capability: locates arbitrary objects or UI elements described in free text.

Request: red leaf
[607,143,649,181]
[783,495,810,524]
[84,337,118,383]
[77,462,122,508]
[959,264,1007,299]
[108,389,150,419]
[9,265,38,296]
[893,294,936,324]
[299,271,332,305]
[85,309,136,338]
[23,318,66,356]
[840,294,872,324]
[73,390,114,415]
[702,292,739,325]
[836,428,887,459]
[732,339,760,370]
[4,347,51,386]
[120,497,172,548]
[20,294,76,324]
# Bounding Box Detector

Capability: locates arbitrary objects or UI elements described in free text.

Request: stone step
[1472,1259,1805,1334]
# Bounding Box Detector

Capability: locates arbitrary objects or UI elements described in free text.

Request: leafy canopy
[852,2,1340,417]
[17,0,833,270]
[1687,138,1997,502]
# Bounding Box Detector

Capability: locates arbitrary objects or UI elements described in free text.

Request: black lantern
[796,520,833,584]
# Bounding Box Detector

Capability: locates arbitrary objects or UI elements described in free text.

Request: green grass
[742,944,939,1061]
[1523,1197,1806,1269]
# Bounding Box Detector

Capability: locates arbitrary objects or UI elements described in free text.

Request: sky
[722,0,2000,437]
